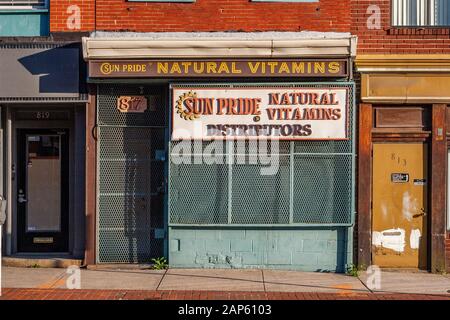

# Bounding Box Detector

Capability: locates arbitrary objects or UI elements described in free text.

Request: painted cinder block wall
[351,0,450,54]
[49,0,351,33]
[170,228,353,272]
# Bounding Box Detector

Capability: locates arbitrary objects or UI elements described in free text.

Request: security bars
[392,0,450,26]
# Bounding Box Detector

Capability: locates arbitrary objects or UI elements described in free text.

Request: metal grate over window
[169,83,355,226]
[392,0,450,26]
[97,85,167,263]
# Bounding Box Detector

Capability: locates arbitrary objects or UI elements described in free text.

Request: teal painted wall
[0,11,49,36]
[169,227,353,272]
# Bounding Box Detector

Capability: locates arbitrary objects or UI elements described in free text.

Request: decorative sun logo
[176,91,200,121]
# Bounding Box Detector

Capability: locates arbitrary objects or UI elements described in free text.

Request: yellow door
[372,143,428,269]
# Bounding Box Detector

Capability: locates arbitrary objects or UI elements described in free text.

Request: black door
[17,129,69,252]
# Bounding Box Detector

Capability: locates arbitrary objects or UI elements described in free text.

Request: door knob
[18,195,27,203]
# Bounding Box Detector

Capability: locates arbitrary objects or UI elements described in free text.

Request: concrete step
[86,263,153,270]
[2,256,83,268]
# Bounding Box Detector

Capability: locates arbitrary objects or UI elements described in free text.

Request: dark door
[17,129,69,252]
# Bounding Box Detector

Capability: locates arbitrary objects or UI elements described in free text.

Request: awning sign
[171,86,349,140]
[89,59,348,78]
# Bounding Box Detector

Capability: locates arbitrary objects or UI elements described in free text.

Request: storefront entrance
[16,129,69,252]
[5,106,85,258]
[96,85,167,263]
[0,42,87,260]
[83,33,358,269]
[372,143,428,269]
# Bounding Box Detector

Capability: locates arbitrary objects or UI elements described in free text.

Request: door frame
[10,107,74,255]
[16,128,70,252]
[358,103,447,273]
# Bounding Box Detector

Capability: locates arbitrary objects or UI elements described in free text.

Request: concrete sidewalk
[1,266,450,296]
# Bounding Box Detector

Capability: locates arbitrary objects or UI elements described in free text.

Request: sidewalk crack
[261,269,267,292]
[36,270,67,289]
[156,268,168,291]
[357,274,374,294]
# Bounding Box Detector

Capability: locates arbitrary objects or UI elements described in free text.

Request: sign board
[413,179,426,186]
[171,86,349,140]
[391,173,409,183]
[0,46,81,99]
[89,59,348,78]
[117,96,148,113]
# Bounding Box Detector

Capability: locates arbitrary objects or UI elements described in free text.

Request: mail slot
[33,237,54,244]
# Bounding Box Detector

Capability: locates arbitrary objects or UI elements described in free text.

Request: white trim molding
[82,32,357,60]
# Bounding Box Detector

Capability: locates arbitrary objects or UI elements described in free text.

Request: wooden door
[372,143,428,269]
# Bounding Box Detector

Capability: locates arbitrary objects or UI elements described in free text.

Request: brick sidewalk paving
[1,288,449,300]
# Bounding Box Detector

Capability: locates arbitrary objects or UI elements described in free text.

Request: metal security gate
[169,83,355,227]
[97,85,167,263]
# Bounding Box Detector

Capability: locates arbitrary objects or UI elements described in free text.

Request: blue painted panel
[169,227,352,272]
[0,12,49,36]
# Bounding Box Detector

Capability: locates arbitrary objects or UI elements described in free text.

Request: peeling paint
[372,228,406,253]
[410,229,421,249]
[402,192,419,222]
[381,203,388,219]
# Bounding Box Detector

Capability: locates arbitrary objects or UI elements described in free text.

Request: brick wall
[351,0,450,54]
[50,0,350,33]
[169,228,352,272]
[447,233,450,272]
[50,0,95,32]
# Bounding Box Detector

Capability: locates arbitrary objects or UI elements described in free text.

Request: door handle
[18,196,27,203]
[413,209,427,218]
[413,212,426,218]
[157,179,167,194]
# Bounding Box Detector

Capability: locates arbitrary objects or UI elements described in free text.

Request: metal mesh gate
[169,83,355,226]
[97,85,166,263]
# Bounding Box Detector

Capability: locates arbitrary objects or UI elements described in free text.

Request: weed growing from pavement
[346,264,359,277]
[151,257,168,270]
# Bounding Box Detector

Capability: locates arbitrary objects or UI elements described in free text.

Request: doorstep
[2,254,83,268]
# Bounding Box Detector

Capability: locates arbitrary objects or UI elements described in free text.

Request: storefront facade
[356,55,450,272]
[0,41,87,261]
[83,32,357,271]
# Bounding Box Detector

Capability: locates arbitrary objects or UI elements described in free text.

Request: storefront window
[169,83,355,227]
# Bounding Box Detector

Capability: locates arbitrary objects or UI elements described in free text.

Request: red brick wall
[50,1,95,32]
[50,0,350,33]
[351,0,450,54]
[447,233,450,272]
